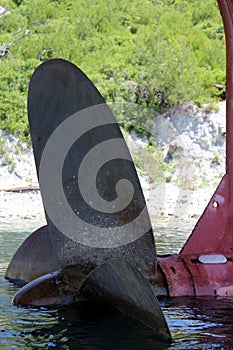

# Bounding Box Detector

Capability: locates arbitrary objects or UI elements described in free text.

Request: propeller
[6,59,171,343]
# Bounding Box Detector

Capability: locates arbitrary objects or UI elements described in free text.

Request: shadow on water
[1,222,233,349]
[1,285,169,349]
[24,305,170,350]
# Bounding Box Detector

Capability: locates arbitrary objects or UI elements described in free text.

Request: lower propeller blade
[13,259,171,343]
[80,259,172,343]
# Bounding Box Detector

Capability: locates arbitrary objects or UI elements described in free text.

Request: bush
[0,0,225,143]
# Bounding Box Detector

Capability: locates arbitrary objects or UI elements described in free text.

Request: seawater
[1,218,233,349]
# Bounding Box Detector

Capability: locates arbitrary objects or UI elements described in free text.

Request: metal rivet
[212,201,219,208]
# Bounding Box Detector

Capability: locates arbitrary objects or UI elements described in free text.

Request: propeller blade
[13,259,172,344]
[12,266,86,307]
[5,225,59,286]
[28,58,156,279]
[80,258,172,343]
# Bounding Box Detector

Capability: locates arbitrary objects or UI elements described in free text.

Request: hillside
[0,0,226,143]
[0,101,226,222]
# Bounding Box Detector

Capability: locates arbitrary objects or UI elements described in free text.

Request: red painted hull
[157,255,233,297]
[154,0,233,298]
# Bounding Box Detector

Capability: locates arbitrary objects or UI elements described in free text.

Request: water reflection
[163,297,233,349]
[1,220,233,349]
[21,305,169,350]
[153,217,195,255]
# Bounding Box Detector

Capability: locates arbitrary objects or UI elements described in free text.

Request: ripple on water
[1,220,233,349]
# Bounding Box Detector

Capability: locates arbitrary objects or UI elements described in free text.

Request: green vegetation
[212,154,221,165]
[0,0,225,143]
[0,137,16,172]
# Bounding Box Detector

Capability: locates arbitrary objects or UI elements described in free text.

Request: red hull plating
[158,255,233,297]
[155,0,233,297]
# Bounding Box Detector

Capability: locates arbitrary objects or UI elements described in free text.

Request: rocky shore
[0,102,226,224]
[0,180,217,223]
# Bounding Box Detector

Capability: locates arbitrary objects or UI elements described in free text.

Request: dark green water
[1,219,233,349]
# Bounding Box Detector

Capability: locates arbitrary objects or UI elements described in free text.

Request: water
[1,219,233,349]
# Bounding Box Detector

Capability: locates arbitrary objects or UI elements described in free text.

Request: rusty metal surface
[183,256,233,296]
[158,255,195,297]
[5,226,59,285]
[12,265,90,307]
[12,271,72,307]
[27,59,156,279]
[180,175,233,257]
[158,254,233,297]
[13,271,63,306]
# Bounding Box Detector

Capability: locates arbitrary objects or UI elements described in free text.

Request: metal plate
[198,254,227,264]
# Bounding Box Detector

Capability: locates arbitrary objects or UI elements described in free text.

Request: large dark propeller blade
[27,58,156,278]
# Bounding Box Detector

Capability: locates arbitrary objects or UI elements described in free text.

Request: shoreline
[0,181,216,225]
[0,101,225,228]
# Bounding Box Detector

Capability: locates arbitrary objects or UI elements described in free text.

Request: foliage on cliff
[0,0,225,141]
